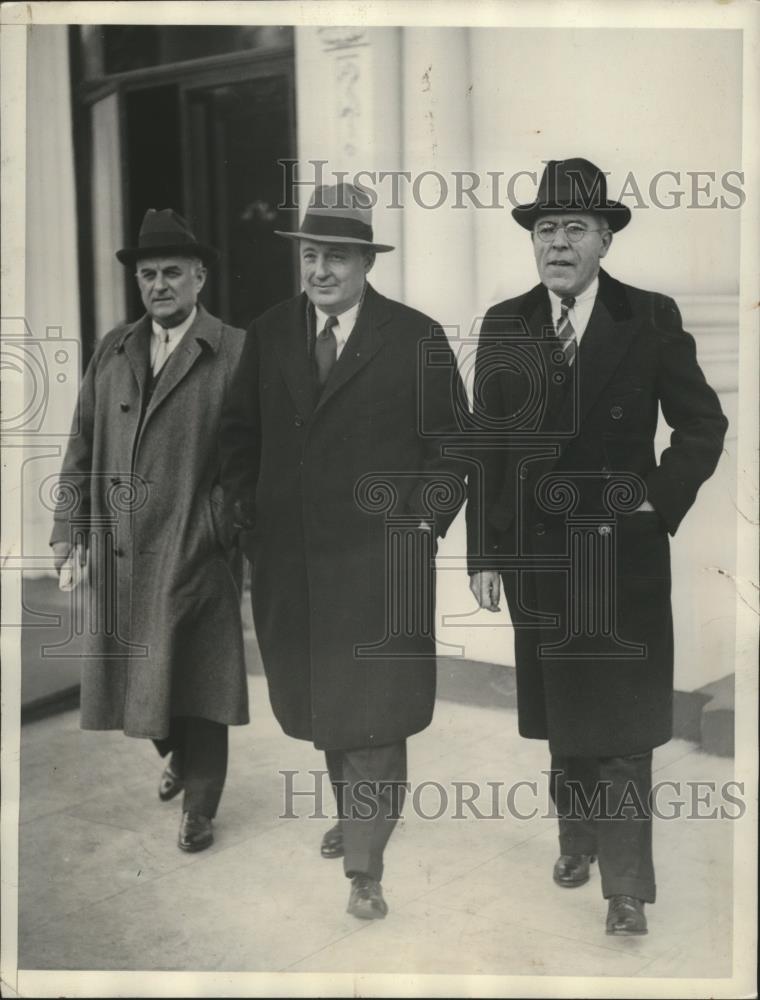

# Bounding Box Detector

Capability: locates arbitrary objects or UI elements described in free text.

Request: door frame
[72,40,297,356]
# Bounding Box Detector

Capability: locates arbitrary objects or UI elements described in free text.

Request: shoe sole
[177,837,213,853]
[321,846,344,859]
[159,785,184,802]
[347,905,388,920]
[553,875,591,887]
[606,927,648,935]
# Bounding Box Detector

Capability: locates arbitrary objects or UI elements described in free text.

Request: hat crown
[511,156,631,232]
[297,183,376,245]
[536,158,610,212]
[116,207,218,265]
[137,208,199,249]
[306,184,372,225]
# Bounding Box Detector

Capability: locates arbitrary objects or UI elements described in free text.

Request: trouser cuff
[344,850,383,882]
[601,876,656,904]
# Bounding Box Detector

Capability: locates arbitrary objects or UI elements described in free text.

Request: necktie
[152,329,171,376]
[315,315,338,387]
[556,296,577,366]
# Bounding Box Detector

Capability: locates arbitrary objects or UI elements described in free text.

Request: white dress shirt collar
[547,275,599,344]
[314,299,362,359]
[151,305,198,343]
[150,306,197,367]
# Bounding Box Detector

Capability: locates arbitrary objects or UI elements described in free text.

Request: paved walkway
[15,671,735,984]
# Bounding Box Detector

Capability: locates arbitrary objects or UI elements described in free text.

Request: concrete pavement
[17,673,734,980]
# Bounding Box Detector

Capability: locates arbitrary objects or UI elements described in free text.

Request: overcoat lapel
[526,270,636,472]
[273,294,316,419]
[144,306,222,421]
[316,284,388,412]
[120,315,151,399]
[553,269,636,443]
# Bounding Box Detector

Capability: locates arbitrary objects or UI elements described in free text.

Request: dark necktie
[315,314,338,387]
[556,295,577,365]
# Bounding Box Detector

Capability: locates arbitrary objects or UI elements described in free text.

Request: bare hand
[470,570,501,612]
[51,541,72,575]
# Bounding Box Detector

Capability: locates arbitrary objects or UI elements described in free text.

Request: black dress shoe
[321,822,344,859]
[553,853,596,887]
[158,763,184,802]
[178,812,213,852]
[347,875,388,920]
[606,895,648,935]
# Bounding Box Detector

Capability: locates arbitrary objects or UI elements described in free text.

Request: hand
[636,500,656,512]
[469,570,501,612]
[418,520,433,532]
[51,541,72,575]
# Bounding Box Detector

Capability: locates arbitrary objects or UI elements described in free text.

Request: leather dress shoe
[347,875,388,920]
[553,853,596,887]
[606,894,647,935]
[177,812,213,853]
[158,762,184,802]
[321,822,344,859]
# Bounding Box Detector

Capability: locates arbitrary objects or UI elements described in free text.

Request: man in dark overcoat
[220,183,466,919]
[466,158,728,935]
[51,209,249,853]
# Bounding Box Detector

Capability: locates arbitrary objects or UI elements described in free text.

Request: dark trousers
[325,741,407,882]
[153,716,228,819]
[550,751,655,903]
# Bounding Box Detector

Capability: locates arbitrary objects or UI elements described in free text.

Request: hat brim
[274,230,394,253]
[116,243,219,266]
[512,202,631,233]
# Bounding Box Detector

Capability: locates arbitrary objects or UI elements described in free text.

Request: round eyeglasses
[534,222,607,243]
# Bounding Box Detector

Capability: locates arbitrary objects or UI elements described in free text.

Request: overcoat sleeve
[404,322,469,538]
[219,320,261,533]
[644,296,729,535]
[49,337,106,547]
[465,305,510,571]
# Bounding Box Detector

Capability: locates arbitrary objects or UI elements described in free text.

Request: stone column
[294,26,403,298]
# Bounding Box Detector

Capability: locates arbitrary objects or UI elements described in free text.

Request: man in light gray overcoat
[51,209,249,852]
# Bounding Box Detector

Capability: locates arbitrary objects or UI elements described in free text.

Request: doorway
[120,54,297,329]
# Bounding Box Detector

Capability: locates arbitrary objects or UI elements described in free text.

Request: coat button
[610,405,623,419]
[519,467,529,480]
[294,416,304,427]
[535,523,545,535]
[598,524,612,536]
[120,402,130,412]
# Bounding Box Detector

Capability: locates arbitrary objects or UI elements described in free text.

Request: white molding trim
[676,293,739,394]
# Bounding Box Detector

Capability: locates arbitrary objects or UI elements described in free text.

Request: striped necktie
[315,314,338,387]
[556,295,577,365]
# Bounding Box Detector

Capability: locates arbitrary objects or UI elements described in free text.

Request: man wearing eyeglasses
[466,158,728,935]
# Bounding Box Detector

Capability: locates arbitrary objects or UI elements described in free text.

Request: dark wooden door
[182,69,298,329]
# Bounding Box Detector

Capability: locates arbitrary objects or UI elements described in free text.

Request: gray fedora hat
[275,183,394,253]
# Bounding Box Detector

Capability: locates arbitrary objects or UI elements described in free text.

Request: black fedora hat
[275,183,394,252]
[512,158,631,233]
[116,209,219,266]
